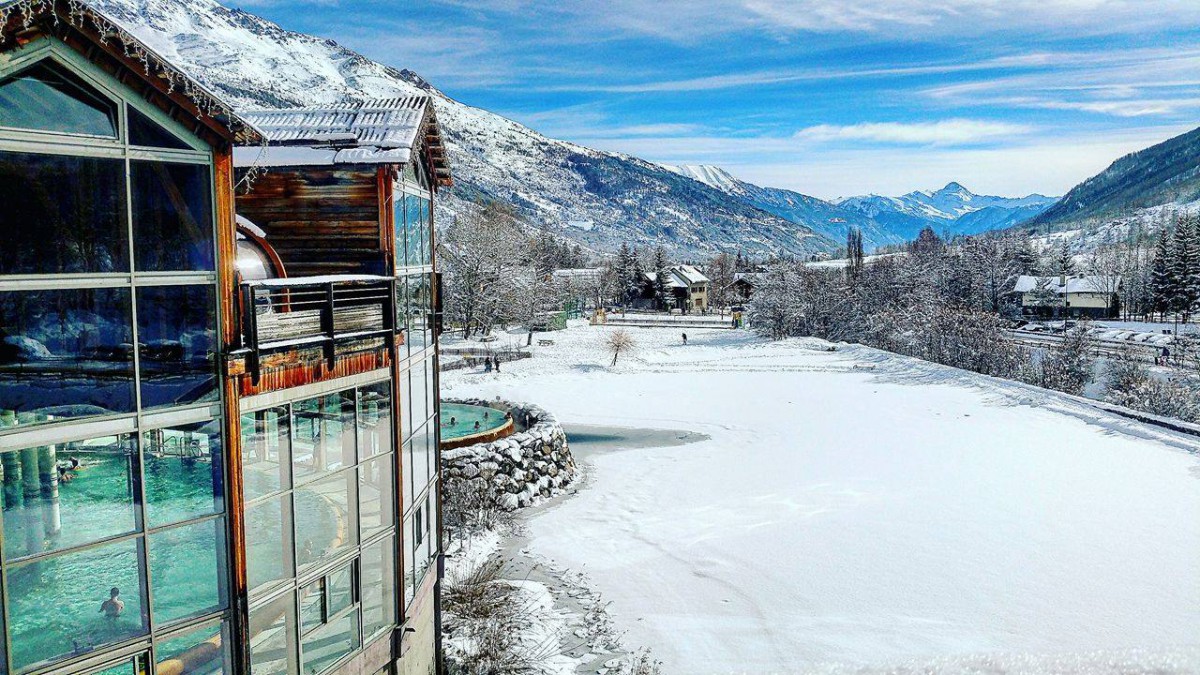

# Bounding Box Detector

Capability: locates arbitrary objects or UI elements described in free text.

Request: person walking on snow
[682,333,688,345]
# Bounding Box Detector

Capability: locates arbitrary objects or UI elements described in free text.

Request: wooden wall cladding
[236,169,387,277]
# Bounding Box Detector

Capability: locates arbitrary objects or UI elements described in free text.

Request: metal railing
[239,276,395,381]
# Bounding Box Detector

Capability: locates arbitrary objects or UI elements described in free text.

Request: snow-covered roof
[1012,275,1121,294]
[0,0,264,145]
[673,265,710,285]
[233,97,451,184]
[646,267,708,289]
[552,268,603,281]
[733,272,766,285]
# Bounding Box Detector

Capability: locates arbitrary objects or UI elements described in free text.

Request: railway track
[1003,330,1162,362]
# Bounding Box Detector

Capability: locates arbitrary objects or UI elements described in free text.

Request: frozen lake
[443,325,1200,673]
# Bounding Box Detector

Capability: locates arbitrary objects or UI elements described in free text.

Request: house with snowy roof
[638,265,710,312]
[1012,275,1121,318]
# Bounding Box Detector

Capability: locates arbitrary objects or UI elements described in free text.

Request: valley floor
[441,323,1200,674]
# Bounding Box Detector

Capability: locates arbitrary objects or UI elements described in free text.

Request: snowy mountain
[663,166,1053,250]
[89,0,836,258]
[838,183,1057,241]
[665,165,905,251]
[1024,125,1200,237]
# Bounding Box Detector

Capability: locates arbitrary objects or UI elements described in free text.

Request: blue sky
[235,0,1200,200]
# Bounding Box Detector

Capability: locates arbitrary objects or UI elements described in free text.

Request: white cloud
[794,119,1030,146]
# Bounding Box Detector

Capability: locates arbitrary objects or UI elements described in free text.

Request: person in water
[682,332,688,345]
[100,587,124,619]
[473,421,481,431]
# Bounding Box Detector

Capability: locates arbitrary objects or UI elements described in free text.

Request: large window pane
[393,194,408,271]
[246,495,293,594]
[7,538,147,672]
[411,362,428,429]
[427,487,439,561]
[0,151,126,275]
[241,407,291,500]
[299,578,325,636]
[0,288,134,422]
[361,536,395,640]
[402,515,414,611]
[301,612,358,675]
[357,383,392,460]
[401,439,413,514]
[411,424,428,498]
[394,276,409,357]
[293,470,357,568]
[2,434,139,560]
[292,392,355,485]
[128,107,191,151]
[250,593,298,675]
[420,197,431,266]
[142,419,223,527]
[137,285,218,409]
[148,517,228,625]
[397,370,411,441]
[405,276,428,353]
[156,621,229,675]
[404,196,421,268]
[358,455,394,540]
[131,161,214,272]
[0,61,117,138]
[326,564,354,617]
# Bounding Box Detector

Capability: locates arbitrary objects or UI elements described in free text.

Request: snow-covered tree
[440,201,535,338]
[1035,322,1095,396]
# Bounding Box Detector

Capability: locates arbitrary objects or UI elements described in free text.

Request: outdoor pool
[440,402,509,442]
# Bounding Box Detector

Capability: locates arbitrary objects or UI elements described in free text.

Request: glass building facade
[394,170,440,615]
[0,35,444,675]
[0,44,230,675]
[240,381,398,675]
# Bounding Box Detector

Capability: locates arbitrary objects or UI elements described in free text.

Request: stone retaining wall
[441,399,577,510]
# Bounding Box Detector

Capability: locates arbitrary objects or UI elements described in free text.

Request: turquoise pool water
[440,403,508,440]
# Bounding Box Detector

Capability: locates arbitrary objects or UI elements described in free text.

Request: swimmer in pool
[450,417,457,426]
[99,587,124,619]
[483,411,490,420]
[473,421,481,431]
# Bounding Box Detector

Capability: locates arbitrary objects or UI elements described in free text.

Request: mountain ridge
[89,0,836,259]
[1025,125,1200,233]
[666,164,1056,250]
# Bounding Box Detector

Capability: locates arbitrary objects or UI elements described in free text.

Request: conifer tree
[652,246,669,310]
[1055,240,1078,277]
[615,243,634,303]
[1170,215,1200,321]
[1150,231,1175,320]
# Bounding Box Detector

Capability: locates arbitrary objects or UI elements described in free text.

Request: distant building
[551,268,604,285]
[638,266,710,312]
[729,272,767,301]
[1012,275,1121,318]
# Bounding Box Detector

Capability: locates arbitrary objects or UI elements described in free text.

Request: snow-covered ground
[441,323,1200,674]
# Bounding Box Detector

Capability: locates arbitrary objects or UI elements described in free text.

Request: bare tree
[606,329,635,366]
